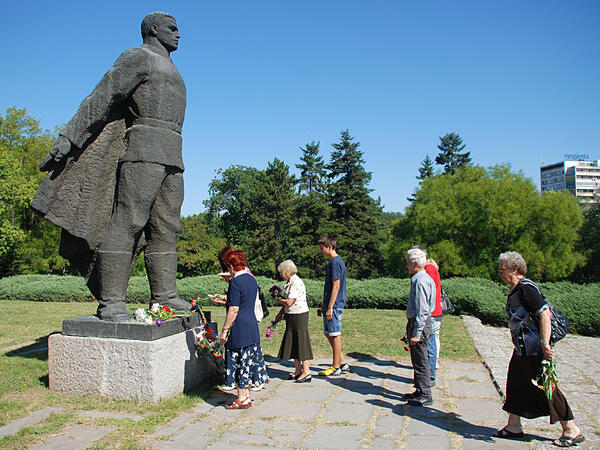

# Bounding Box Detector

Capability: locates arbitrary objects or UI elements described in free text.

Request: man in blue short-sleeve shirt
[317,234,350,376]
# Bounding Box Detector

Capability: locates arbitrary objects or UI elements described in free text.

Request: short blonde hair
[277,259,298,277]
[426,258,439,270]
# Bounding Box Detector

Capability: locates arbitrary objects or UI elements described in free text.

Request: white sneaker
[251,384,264,391]
[221,384,236,391]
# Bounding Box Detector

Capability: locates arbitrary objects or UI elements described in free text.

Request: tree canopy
[385,164,583,281]
[0,107,70,276]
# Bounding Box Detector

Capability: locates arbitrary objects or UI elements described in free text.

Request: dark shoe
[96,305,132,322]
[340,363,351,373]
[287,373,300,380]
[295,375,312,383]
[403,390,420,399]
[493,427,525,439]
[158,297,192,312]
[553,434,585,447]
[408,396,433,406]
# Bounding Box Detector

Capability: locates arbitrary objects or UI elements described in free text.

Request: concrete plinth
[49,328,216,402]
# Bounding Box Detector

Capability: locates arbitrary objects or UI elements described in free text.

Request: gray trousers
[96,162,183,318]
[101,161,183,254]
[407,318,432,398]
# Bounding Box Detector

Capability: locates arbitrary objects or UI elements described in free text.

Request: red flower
[163,305,171,312]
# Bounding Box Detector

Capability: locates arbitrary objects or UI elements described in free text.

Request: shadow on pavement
[367,398,553,444]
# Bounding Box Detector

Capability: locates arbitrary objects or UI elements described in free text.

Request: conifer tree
[418,155,435,180]
[435,132,472,174]
[408,155,435,202]
[249,158,297,275]
[326,130,384,278]
[296,141,327,194]
[289,141,332,278]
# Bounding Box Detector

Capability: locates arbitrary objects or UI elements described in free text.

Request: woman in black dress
[494,251,584,447]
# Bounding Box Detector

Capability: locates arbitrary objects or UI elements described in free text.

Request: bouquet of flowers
[532,359,559,401]
[132,303,176,326]
[193,306,226,379]
[269,284,283,300]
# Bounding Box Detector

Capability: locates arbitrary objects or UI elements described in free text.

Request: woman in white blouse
[275,260,314,383]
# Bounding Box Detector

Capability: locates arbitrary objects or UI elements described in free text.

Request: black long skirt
[277,312,313,361]
[503,352,573,424]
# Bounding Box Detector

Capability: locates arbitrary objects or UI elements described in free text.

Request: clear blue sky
[2,1,598,216]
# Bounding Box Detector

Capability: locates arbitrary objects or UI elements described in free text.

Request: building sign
[564,153,590,160]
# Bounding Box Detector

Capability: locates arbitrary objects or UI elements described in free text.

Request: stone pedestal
[49,314,219,403]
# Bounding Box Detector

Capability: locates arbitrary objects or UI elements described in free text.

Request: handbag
[440,287,455,315]
[258,287,269,319]
[544,302,569,344]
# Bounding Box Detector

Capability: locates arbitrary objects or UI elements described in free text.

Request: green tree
[418,155,435,180]
[572,199,600,282]
[327,129,384,278]
[289,142,332,278]
[408,155,435,202]
[435,132,471,174]
[176,213,227,277]
[203,165,262,246]
[296,141,327,194]
[0,107,69,276]
[385,164,583,281]
[248,158,297,275]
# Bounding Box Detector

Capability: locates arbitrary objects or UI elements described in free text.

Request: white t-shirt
[283,274,309,314]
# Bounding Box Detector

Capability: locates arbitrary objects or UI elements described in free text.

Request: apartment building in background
[540,155,600,203]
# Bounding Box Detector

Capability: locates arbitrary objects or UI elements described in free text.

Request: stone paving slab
[0,406,64,437]
[77,409,143,421]
[447,378,499,398]
[322,401,375,424]
[29,424,115,450]
[301,424,366,449]
[406,433,452,449]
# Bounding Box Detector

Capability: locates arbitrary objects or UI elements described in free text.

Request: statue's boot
[95,250,133,322]
[145,251,191,312]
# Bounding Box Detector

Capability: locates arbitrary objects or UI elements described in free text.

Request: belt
[131,117,182,134]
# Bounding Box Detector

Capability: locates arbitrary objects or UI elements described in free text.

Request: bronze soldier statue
[33,12,191,321]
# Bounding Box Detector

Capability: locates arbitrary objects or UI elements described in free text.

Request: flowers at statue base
[269,284,282,299]
[132,303,176,326]
[531,358,559,401]
[193,305,228,380]
[400,335,410,352]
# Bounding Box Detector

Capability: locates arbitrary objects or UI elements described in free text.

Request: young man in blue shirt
[317,234,350,376]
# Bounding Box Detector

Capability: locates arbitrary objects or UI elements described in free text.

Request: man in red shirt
[425,258,442,385]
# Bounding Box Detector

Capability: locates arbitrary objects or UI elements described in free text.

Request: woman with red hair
[211,246,269,392]
[219,249,265,408]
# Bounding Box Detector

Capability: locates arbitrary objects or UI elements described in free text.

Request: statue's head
[141,12,179,52]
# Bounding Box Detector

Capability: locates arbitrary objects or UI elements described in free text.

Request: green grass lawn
[0,300,478,449]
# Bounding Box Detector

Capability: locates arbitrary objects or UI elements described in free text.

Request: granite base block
[49,328,216,402]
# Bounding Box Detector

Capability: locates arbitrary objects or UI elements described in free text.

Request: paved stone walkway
[3,316,599,449]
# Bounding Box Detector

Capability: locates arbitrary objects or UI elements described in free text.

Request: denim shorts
[323,307,343,336]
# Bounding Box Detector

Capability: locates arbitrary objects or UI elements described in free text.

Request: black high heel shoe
[287,373,301,380]
[295,374,312,383]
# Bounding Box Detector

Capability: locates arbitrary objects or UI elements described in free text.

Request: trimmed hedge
[0,274,598,336]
